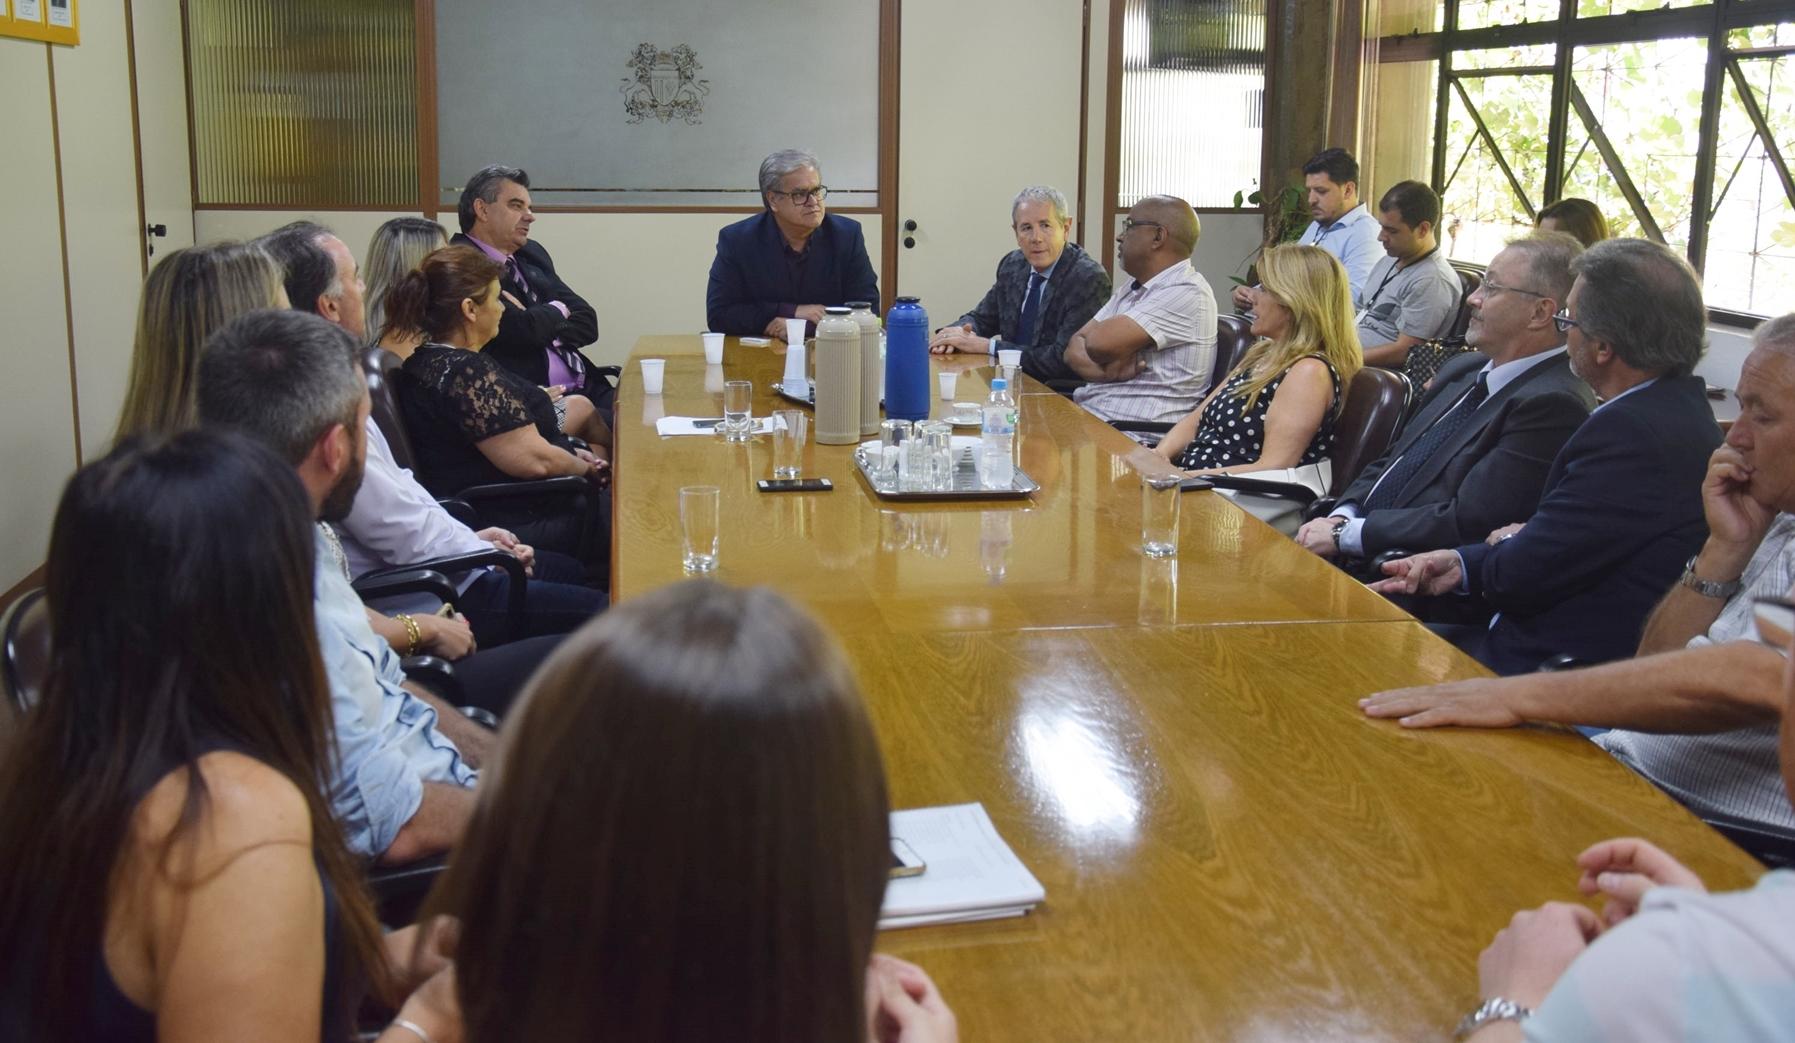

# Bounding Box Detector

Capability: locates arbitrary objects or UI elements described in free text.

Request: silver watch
[1455,997,1531,1038]
[1680,554,1743,599]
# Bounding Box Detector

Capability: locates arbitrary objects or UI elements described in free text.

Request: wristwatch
[1329,516,1348,552]
[1680,554,1742,599]
[1454,997,1531,1038]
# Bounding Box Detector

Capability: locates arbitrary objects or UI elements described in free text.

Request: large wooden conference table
[614,334,1762,1041]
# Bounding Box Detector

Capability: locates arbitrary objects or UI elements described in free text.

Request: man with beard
[197,310,557,863]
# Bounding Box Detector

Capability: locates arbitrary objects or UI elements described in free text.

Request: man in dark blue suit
[705,149,879,341]
[1296,233,1595,565]
[1371,238,1721,675]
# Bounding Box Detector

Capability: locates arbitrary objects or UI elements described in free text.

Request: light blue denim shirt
[1298,204,1384,301]
[313,526,477,858]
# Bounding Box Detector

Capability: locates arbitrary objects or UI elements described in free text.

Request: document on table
[880,803,1045,930]
[654,415,785,437]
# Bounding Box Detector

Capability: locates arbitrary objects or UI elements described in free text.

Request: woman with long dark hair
[424,581,955,1043]
[0,430,457,1042]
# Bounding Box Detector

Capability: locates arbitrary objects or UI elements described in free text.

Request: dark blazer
[449,234,599,389]
[1339,350,1595,556]
[705,212,879,336]
[1451,374,1720,675]
[953,242,1112,384]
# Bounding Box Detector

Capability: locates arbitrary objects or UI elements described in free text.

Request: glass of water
[916,420,954,490]
[679,485,720,573]
[772,409,808,479]
[722,380,754,442]
[1140,473,1183,558]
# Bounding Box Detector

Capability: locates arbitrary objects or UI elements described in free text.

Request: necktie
[504,256,538,304]
[1015,272,1045,346]
[1363,372,1490,512]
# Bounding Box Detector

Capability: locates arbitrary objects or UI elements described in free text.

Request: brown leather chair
[1444,265,1482,343]
[1205,367,1413,507]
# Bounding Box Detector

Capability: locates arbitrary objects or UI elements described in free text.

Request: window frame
[1377,0,1795,326]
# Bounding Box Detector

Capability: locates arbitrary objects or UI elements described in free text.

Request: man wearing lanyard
[1230,147,1382,311]
[1355,180,1463,370]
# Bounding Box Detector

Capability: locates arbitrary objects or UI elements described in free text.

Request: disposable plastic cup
[938,371,957,400]
[702,332,725,364]
[639,358,666,395]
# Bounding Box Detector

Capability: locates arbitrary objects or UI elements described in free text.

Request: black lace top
[399,342,575,495]
[1173,354,1342,471]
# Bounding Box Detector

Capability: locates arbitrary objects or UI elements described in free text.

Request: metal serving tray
[852,443,1039,501]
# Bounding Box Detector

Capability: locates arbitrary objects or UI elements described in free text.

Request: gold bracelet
[396,613,422,657]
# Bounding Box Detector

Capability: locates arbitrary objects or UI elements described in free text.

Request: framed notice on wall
[2,0,81,45]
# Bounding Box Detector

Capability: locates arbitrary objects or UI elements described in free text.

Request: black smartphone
[757,478,833,492]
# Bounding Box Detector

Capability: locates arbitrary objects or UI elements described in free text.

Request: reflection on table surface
[614,334,1763,1043]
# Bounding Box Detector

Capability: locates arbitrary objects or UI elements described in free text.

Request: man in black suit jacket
[1373,239,1721,675]
[705,149,879,340]
[451,165,605,404]
[1296,234,1594,564]
[928,185,1112,384]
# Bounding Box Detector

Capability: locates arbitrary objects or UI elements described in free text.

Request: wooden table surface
[613,334,1763,1042]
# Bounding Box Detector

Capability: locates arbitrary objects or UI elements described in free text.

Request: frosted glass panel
[435,0,881,209]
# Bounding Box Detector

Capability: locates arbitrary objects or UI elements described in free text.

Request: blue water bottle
[884,296,930,422]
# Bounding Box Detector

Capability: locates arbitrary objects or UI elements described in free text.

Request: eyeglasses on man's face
[775,186,828,206]
[1120,218,1162,235]
[1478,277,1550,302]
[1552,307,1582,334]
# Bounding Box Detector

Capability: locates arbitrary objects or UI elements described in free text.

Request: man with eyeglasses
[1296,233,1594,566]
[1362,312,1795,852]
[1065,195,1217,425]
[706,148,879,341]
[1366,238,1720,675]
[927,185,1112,384]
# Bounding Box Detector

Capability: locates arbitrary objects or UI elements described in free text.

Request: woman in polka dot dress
[1153,244,1363,475]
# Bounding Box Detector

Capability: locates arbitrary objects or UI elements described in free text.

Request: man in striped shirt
[1068,195,1217,426]
[1359,313,1795,843]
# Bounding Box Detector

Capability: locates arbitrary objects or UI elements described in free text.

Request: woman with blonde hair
[1154,243,1361,476]
[423,580,956,1043]
[112,241,287,441]
[364,216,449,353]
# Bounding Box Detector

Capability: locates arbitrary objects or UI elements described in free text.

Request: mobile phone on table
[757,478,833,492]
[889,837,926,878]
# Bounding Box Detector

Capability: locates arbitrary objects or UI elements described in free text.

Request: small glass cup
[916,420,954,490]
[701,332,726,365]
[679,485,720,573]
[772,408,808,479]
[639,358,666,395]
[1140,473,1183,558]
[722,380,754,442]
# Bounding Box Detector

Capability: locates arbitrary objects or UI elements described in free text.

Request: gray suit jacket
[955,241,1111,384]
[1338,350,1595,556]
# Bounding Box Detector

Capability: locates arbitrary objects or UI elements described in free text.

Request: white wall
[194,210,884,368]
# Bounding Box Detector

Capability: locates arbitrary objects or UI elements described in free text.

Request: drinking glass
[1140,474,1183,558]
[679,485,720,573]
[916,420,954,490]
[772,409,808,479]
[722,380,754,442]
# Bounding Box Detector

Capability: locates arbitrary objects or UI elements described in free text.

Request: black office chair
[364,347,599,563]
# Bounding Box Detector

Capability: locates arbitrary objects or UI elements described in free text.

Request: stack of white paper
[880,803,1046,930]
[653,415,785,437]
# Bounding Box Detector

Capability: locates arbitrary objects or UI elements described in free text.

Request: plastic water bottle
[981,378,1017,488]
[884,297,931,422]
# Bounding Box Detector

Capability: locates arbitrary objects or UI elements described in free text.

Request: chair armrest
[358,550,527,643]
[1303,497,1341,521]
[1537,654,1590,673]
[454,475,591,507]
[400,654,462,702]
[1201,474,1319,507]
[353,568,456,606]
[436,498,478,527]
[459,706,500,730]
[369,854,448,927]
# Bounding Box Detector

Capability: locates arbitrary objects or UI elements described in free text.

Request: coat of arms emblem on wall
[621,44,710,125]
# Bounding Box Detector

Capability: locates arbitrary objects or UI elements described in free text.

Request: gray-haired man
[706,148,880,340]
[929,185,1112,384]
